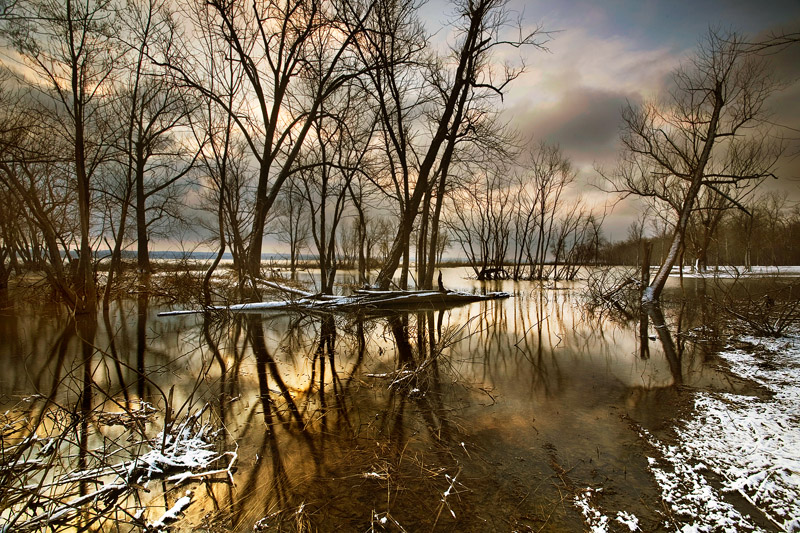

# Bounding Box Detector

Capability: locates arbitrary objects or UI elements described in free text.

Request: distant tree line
[601,191,800,269]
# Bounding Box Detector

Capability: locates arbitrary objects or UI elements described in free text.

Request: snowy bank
[666,265,800,279]
[643,333,800,532]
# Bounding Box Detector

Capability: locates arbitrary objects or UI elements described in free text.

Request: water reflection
[0,271,763,530]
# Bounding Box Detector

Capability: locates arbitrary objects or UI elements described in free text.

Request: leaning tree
[605,30,783,303]
[371,0,548,290]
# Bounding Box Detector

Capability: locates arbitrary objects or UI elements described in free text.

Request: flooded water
[0,268,767,531]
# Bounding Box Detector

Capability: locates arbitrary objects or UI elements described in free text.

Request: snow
[642,286,655,304]
[574,488,609,532]
[146,490,193,530]
[229,300,303,311]
[665,265,800,279]
[615,511,640,531]
[440,472,462,519]
[138,424,218,480]
[254,278,315,298]
[3,399,234,532]
[642,332,800,532]
[641,428,759,531]
[157,290,510,316]
[7,484,128,530]
[572,491,641,532]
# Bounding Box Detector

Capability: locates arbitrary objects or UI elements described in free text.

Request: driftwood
[158,285,510,317]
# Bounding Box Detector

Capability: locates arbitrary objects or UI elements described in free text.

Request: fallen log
[158,289,510,317]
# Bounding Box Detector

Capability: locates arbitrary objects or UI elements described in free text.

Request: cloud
[496,24,683,168]
[429,1,800,239]
[506,85,635,166]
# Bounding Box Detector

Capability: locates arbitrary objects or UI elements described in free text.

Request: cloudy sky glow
[422,0,800,240]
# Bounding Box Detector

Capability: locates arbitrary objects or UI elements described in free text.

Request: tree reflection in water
[0,296,235,531]
[198,308,476,530]
[0,276,757,531]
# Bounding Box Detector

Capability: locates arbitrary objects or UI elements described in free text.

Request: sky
[420,0,800,241]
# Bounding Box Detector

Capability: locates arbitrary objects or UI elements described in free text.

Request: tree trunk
[646,223,685,303]
[423,132,456,290]
[424,184,446,290]
[645,82,724,303]
[73,104,96,315]
[400,239,410,290]
[135,147,150,275]
[745,215,753,271]
[103,194,130,310]
[645,303,682,385]
[136,290,148,402]
[417,187,431,289]
[641,240,651,288]
[0,256,9,308]
[203,168,227,307]
[373,1,489,290]
[357,212,366,284]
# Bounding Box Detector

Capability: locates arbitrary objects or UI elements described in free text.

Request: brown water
[0,269,758,531]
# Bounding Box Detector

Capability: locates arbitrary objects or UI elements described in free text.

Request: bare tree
[371,0,548,290]
[520,141,576,280]
[446,140,596,283]
[741,191,799,267]
[272,179,309,277]
[346,164,380,284]
[744,31,800,53]
[294,65,375,294]
[684,184,751,272]
[114,0,196,276]
[445,166,513,280]
[186,2,252,302]
[604,30,783,303]
[353,0,428,289]
[0,84,35,299]
[167,0,377,296]
[2,0,118,313]
[417,104,518,289]
[0,87,75,278]
[550,199,593,281]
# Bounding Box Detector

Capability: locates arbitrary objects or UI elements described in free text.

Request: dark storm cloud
[759,19,800,113]
[507,86,641,168]
[750,19,800,185]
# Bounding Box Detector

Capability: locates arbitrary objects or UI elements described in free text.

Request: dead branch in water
[1,402,236,532]
[711,276,800,337]
[584,267,640,321]
[158,280,511,317]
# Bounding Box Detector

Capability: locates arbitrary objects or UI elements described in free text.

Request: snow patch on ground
[643,333,800,532]
[615,510,640,531]
[574,488,609,532]
[572,487,641,533]
[641,428,761,531]
[574,487,641,532]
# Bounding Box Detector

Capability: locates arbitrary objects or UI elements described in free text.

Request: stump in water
[476,267,508,280]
